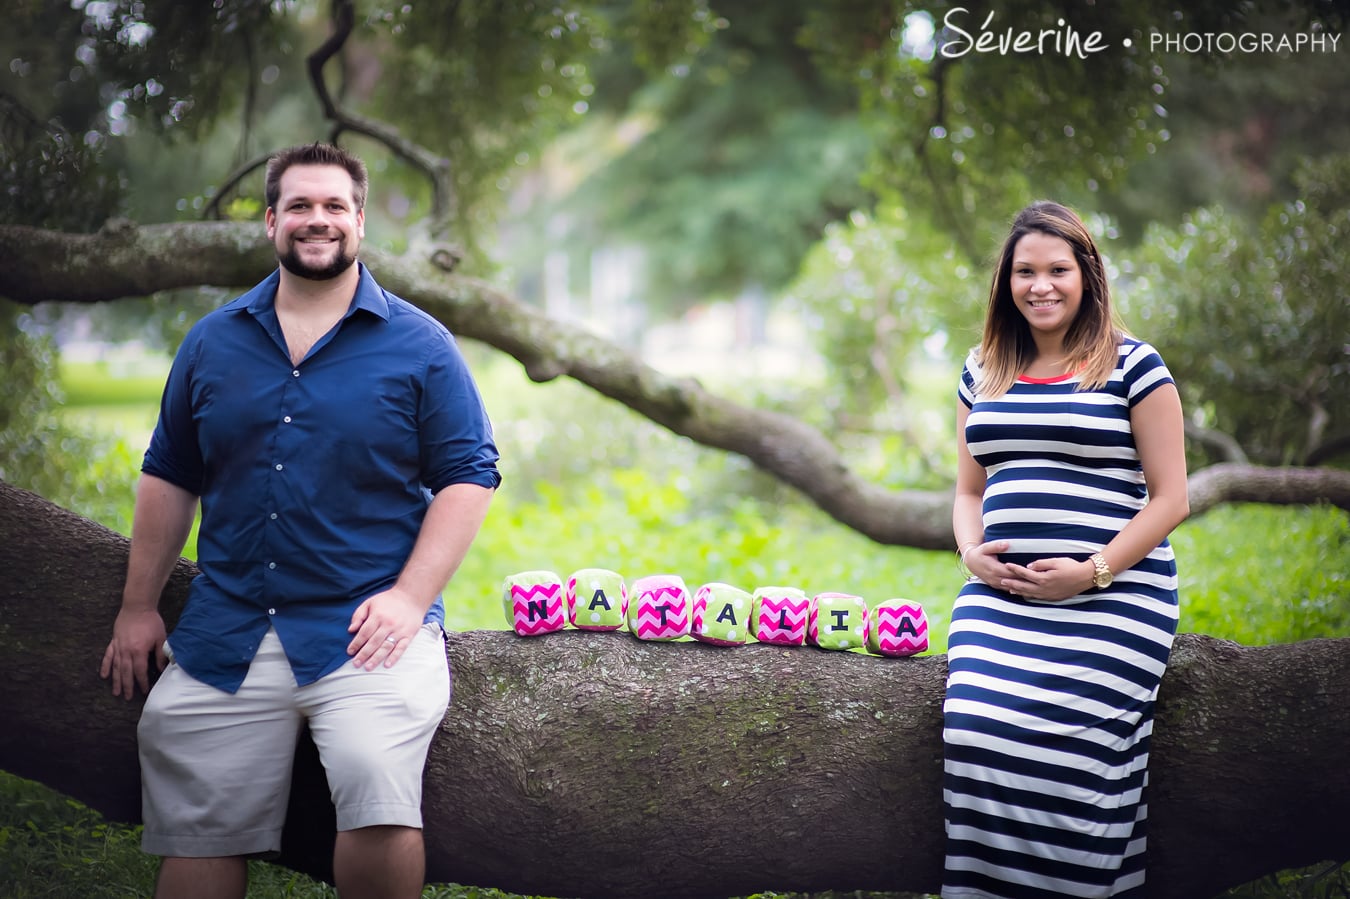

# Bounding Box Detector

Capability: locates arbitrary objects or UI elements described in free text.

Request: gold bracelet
[956,541,979,578]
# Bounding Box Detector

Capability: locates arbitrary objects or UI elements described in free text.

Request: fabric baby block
[628,574,692,641]
[691,582,754,646]
[751,586,810,646]
[866,599,929,657]
[567,568,628,631]
[808,592,869,651]
[502,570,568,637]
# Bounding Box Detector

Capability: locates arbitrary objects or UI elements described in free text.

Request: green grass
[58,358,170,408]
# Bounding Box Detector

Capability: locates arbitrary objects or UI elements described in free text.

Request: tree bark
[1,479,1347,898]
[3,223,1348,551]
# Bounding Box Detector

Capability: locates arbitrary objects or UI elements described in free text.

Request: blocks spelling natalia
[628,574,692,641]
[866,598,929,657]
[567,568,628,631]
[752,586,811,646]
[503,568,929,658]
[808,592,869,651]
[691,582,754,646]
[502,570,567,636]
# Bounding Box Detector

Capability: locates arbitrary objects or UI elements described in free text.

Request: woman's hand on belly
[1001,557,1096,602]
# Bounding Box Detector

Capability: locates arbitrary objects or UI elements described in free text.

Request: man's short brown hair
[264,143,369,211]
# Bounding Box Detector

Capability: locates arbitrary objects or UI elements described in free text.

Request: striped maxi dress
[942,338,1181,899]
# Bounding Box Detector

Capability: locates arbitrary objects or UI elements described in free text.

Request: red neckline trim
[1018,370,1078,384]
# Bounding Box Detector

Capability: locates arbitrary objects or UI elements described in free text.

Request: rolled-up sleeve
[142,331,205,496]
[418,334,501,493]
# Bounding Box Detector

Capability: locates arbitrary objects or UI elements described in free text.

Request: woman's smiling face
[1009,230,1083,340]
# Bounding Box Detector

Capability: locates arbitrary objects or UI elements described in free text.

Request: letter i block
[566,568,628,631]
[808,592,869,651]
[691,582,754,646]
[751,586,810,646]
[628,574,692,641]
[502,571,567,636]
[866,599,929,657]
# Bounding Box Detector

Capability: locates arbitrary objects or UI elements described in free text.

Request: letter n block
[691,582,753,646]
[866,599,929,657]
[502,570,567,636]
[808,592,869,651]
[752,586,810,646]
[566,568,628,631]
[628,574,692,641]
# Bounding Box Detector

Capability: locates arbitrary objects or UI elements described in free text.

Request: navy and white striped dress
[942,338,1180,898]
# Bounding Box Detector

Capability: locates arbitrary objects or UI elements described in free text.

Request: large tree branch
[0,222,1347,549]
[0,479,1347,898]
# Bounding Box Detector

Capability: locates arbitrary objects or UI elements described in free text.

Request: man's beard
[277,235,358,281]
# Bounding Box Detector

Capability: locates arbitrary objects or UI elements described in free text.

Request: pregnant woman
[944,200,1190,898]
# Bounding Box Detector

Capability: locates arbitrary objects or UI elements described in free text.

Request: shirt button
[267,562,276,569]
[269,513,278,520]
[283,415,292,423]
[268,608,276,616]
[292,370,300,378]
[275,463,283,471]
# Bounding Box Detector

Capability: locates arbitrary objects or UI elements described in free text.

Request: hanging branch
[204,0,458,258]
[308,0,457,247]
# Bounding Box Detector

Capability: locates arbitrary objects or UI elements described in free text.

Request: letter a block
[691,582,754,646]
[808,592,869,651]
[502,570,567,636]
[866,599,929,657]
[628,574,692,641]
[566,568,628,631]
[752,586,810,646]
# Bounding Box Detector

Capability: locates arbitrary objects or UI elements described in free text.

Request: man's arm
[347,482,495,670]
[100,473,199,699]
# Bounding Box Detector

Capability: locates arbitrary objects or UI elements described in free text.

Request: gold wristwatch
[1089,552,1113,589]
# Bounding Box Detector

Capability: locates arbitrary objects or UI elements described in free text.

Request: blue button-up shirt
[144,264,501,693]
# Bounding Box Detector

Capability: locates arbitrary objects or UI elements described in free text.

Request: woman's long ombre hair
[974,201,1125,397]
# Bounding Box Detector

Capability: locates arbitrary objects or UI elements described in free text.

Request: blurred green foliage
[1122,155,1350,466]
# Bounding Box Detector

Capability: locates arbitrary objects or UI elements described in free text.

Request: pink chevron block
[808,592,869,651]
[502,570,567,637]
[691,582,753,646]
[752,586,810,646]
[566,568,628,631]
[627,574,692,641]
[866,599,929,657]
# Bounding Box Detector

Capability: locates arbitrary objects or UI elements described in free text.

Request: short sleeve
[958,350,981,409]
[1121,340,1175,407]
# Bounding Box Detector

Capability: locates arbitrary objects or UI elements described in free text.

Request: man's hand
[347,586,427,670]
[100,608,168,700]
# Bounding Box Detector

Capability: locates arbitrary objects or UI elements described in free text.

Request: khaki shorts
[138,623,450,858]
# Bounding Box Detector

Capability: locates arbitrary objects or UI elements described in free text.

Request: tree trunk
[2,223,1349,552]
[1,478,1347,898]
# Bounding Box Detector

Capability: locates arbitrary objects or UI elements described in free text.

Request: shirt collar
[225,262,390,322]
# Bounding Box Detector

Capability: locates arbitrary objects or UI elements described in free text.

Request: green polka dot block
[808,591,869,650]
[566,568,628,630]
[691,582,755,646]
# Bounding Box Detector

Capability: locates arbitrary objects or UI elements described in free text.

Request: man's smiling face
[265,163,365,281]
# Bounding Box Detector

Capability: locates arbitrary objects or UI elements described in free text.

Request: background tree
[2,0,1348,543]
